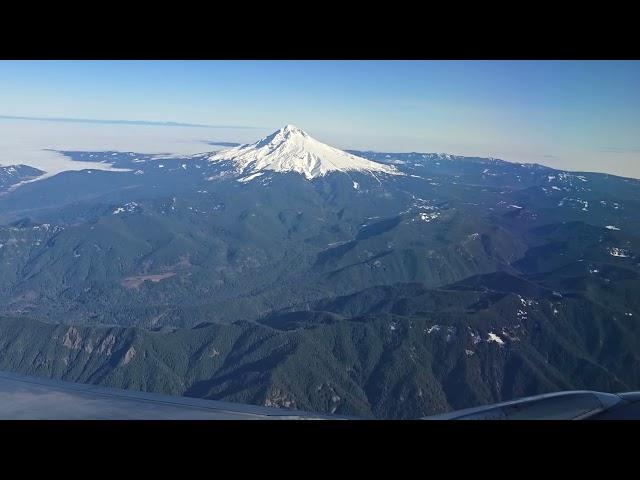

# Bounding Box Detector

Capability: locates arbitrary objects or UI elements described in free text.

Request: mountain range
[0,125,639,418]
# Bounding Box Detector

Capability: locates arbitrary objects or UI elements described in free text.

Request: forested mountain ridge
[0,129,639,417]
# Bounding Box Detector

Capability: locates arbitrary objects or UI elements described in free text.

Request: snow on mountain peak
[209,125,400,180]
[281,124,305,135]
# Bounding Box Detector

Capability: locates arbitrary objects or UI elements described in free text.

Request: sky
[0,60,639,177]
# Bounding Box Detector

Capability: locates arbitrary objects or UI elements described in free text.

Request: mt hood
[209,125,399,180]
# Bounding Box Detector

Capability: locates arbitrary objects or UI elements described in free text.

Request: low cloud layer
[0,118,271,179]
[1,118,638,180]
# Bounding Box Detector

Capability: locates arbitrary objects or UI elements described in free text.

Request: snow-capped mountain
[209,125,400,180]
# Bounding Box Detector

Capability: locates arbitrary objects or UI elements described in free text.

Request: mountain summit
[209,125,400,180]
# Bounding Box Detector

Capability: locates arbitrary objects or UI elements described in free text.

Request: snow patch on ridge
[487,332,505,345]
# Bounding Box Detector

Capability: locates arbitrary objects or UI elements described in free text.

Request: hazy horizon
[1,115,639,180]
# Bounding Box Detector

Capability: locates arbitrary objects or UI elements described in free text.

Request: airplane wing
[0,370,346,420]
[423,390,640,420]
[2,370,639,419]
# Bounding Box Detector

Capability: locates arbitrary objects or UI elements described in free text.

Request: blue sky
[1,60,639,175]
